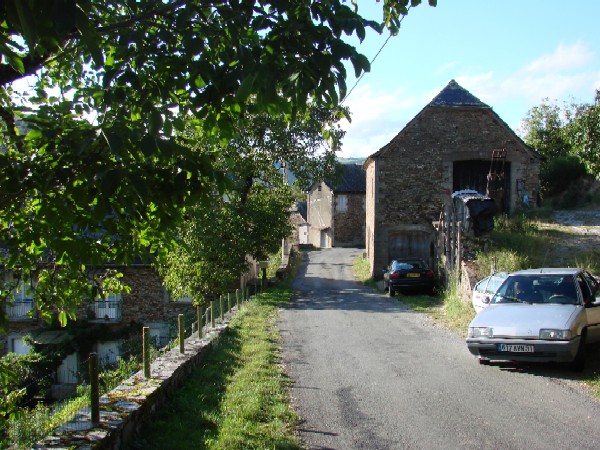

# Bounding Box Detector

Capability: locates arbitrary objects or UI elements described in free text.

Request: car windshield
[491,275,580,305]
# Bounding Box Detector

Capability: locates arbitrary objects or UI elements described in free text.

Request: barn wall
[366,106,540,278]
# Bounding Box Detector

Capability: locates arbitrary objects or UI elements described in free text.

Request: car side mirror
[482,296,491,305]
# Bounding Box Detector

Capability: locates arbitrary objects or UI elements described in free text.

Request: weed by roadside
[353,254,376,288]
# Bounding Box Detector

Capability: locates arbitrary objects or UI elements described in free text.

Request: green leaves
[0,0,436,330]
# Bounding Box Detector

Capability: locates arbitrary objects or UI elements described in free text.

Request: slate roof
[428,79,490,109]
[326,163,366,193]
[293,201,307,220]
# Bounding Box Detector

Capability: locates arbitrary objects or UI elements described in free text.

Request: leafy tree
[520,98,571,159]
[567,90,600,178]
[159,103,342,303]
[0,0,436,329]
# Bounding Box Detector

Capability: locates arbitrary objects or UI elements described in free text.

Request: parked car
[472,272,509,313]
[466,268,600,371]
[383,259,435,296]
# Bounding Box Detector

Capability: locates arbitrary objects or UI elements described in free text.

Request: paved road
[278,248,600,450]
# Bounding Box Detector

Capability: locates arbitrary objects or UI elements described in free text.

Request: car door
[581,272,600,342]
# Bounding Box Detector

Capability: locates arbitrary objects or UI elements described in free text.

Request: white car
[472,272,509,313]
[466,268,600,371]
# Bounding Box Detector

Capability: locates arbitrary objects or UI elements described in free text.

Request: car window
[582,272,600,305]
[492,275,579,305]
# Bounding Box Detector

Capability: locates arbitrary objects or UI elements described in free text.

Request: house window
[3,273,36,320]
[336,195,348,212]
[90,291,123,321]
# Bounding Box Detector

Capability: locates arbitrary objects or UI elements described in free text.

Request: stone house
[306,163,366,248]
[2,265,196,358]
[364,80,541,278]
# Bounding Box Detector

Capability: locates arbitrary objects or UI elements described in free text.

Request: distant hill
[338,157,366,166]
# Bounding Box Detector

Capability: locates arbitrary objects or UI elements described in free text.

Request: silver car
[472,272,509,313]
[466,268,600,371]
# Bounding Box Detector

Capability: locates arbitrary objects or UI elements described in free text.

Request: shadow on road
[288,285,422,314]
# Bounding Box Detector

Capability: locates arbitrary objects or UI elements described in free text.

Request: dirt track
[539,210,600,267]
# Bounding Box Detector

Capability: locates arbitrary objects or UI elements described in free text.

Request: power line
[342,9,411,104]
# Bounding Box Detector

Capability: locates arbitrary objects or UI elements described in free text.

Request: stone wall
[33,321,232,449]
[307,181,333,248]
[366,107,541,278]
[333,192,365,247]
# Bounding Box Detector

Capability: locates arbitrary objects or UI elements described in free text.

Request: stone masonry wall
[307,182,333,248]
[367,107,541,277]
[333,193,365,247]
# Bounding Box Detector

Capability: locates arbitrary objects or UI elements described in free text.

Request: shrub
[540,155,587,198]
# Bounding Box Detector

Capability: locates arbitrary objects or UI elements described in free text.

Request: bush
[540,155,587,198]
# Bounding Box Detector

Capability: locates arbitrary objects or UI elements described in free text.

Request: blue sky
[339,0,600,158]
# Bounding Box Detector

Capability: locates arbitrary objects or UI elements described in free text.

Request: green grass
[353,253,375,287]
[137,285,301,450]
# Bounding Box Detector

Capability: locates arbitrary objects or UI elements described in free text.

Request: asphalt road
[278,248,600,450]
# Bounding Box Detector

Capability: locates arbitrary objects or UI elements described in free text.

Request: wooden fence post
[178,314,185,354]
[143,326,151,378]
[227,292,231,312]
[236,288,240,310]
[89,353,100,425]
[219,295,224,323]
[197,305,203,338]
[211,302,215,328]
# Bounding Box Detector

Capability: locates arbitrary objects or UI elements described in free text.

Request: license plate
[407,273,420,278]
[498,344,534,353]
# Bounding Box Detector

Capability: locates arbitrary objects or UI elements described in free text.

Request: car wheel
[570,334,586,372]
[389,288,396,297]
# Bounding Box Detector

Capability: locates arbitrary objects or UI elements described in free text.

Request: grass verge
[137,285,301,450]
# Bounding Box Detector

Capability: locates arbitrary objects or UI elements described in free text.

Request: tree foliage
[0,0,436,329]
[159,103,341,303]
[567,90,600,178]
[521,91,600,198]
[520,98,571,159]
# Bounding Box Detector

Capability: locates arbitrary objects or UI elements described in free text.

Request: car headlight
[539,329,571,340]
[468,327,493,338]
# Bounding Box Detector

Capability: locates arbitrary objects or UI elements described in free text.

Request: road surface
[278,248,600,450]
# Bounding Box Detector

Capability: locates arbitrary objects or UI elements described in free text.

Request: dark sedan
[383,259,435,296]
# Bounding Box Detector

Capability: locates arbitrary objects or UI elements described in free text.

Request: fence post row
[86,283,261,428]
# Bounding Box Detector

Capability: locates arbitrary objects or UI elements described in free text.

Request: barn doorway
[388,231,432,263]
[453,160,511,213]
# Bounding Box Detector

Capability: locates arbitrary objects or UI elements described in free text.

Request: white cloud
[339,84,419,158]
[340,42,600,157]
[523,41,594,74]
[435,61,459,76]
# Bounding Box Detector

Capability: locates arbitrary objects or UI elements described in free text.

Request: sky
[338,0,600,159]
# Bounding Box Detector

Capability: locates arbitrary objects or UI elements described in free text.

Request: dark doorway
[453,160,510,213]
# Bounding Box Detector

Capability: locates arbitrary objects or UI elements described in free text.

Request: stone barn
[364,80,541,278]
[307,163,366,248]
